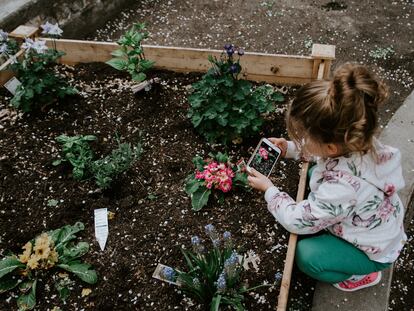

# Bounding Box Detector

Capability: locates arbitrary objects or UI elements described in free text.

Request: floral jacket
[265,139,406,262]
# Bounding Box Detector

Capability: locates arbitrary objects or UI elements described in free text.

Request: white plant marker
[152,263,181,286]
[94,208,108,251]
[4,77,22,95]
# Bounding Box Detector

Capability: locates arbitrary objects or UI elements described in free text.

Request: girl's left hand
[247,167,274,192]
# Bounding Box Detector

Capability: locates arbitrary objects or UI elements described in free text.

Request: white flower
[22,38,48,54]
[0,30,8,42]
[0,43,8,54]
[41,22,63,37]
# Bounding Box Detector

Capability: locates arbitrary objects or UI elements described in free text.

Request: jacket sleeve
[264,179,356,234]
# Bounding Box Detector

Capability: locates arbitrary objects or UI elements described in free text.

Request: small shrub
[106,22,154,82]
[90,139,142,189]
[0,222,97,310]
[188,44,284,144]
[54,134,141,189]
[53,134,97,180]
[185,152,248,211]
[10,24,77,112]
[162,225,268,310]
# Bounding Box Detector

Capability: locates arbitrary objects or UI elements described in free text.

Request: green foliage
[53,134,97,180]
[188,47,284,144]
[175,226,268,310]
[106,22,154,82]
[369,46,395,60]
[185,152,249,211]
[54,134,141,189]
[0,222,97,310]
[90,139,142,189]
[10,48,77,112]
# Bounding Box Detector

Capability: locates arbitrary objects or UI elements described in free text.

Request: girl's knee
[295,238,323,275]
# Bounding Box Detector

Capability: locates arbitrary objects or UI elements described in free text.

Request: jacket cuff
[265,186,280,203]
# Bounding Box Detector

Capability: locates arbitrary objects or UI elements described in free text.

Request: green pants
[295,234,391,283]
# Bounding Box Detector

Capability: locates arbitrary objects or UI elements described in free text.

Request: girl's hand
[268,137,288,158]
[247,167,274,192]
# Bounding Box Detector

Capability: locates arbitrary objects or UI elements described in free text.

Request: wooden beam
[276,162,309,311]
[9,25,39,39]
[41,38,326,85]
[0,50,24,86]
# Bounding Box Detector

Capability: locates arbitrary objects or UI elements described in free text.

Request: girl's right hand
[268,137,288,158]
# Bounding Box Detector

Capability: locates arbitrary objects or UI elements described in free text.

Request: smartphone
[247,138,281,177]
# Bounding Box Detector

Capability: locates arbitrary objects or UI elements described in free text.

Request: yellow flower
[81,288,92,297]
[19,242,33,263]
[35,233,51,249]
[27,255,40,270]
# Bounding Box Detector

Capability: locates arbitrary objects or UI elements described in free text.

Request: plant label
[152,263,181,286]
[94,208,108,251]
[4,77,22,95]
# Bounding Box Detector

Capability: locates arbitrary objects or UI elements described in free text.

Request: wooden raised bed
[0,25,335,311]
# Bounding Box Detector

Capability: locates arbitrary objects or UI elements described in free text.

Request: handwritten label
[94,208,108,251]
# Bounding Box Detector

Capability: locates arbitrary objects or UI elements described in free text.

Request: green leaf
[106,58,128,71]
[185,177,201,194]
[211,295,222,311]
[17,279,36,311]
[191,188,211,211]
[111,49,126,58]
[131,72,146,82]
[50,222,85,250]
[0,257,25,279]
[61,242,89,262]
[52,159,62,166]
[57,262,97,284]
[0,274,20,294]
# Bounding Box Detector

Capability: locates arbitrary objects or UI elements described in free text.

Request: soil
[0,63,309,310]
[82,1,414,310]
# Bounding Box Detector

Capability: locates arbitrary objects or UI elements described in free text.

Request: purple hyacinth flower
[191,235,201,245]
[238,48,245,56]
[226,47,235,56]
[162,266,176,282]
[223,231,231,240]
[229,64,239,74]
[205,224,215,235]
[216,272,226,292]
[224,43,231,50]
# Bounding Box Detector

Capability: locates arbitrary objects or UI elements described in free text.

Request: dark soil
[0,63,308,310]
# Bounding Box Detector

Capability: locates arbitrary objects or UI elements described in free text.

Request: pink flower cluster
[259,147,269,160]
[195,161,235,193]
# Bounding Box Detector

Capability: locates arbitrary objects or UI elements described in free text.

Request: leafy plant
[185,152,248,211]
[10,30,77,112]
[188,44,284,144]
[90,138,142,189]
[106,22,154,82]
[162,225,267,310]
[54,134,141,189]
[369,46,395,60]
[53,134,97,180]
[0,222,97,310]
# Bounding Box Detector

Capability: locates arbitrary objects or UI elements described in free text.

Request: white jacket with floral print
[265,139,406,262]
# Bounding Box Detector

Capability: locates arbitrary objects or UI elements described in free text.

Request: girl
[248,63,406,291]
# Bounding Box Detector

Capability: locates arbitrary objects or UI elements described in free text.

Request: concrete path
[312,90,414,311]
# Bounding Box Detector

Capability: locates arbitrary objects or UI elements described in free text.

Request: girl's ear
[326,143,340,157]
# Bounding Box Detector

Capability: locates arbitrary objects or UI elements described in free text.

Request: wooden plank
[9,25,39,39]
[277,162,309,311]
[0,50,24,86]
[41,38,318,84]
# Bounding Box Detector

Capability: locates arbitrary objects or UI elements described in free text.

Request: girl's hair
[287,63,388,154]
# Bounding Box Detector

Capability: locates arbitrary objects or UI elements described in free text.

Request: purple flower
[205,224,215,235]
[0,43,8,54]
[191,235,201,245]
[41,21,63,37]
[275,272,283,283]
[223,231,231,240]
[224,43,232,50]
[229,64,240,74]
[226,47,235,56]
[212,238,221,248]
[161,266,176,282]
[216,272,226,292]
[237,48,245,56]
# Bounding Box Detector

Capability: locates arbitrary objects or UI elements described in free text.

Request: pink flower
[259,147,269,160]
[377,198,395,221]
[195,171,205,179]
[384,183,396,197]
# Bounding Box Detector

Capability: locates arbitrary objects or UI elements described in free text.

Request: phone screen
[248,140,281,177]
